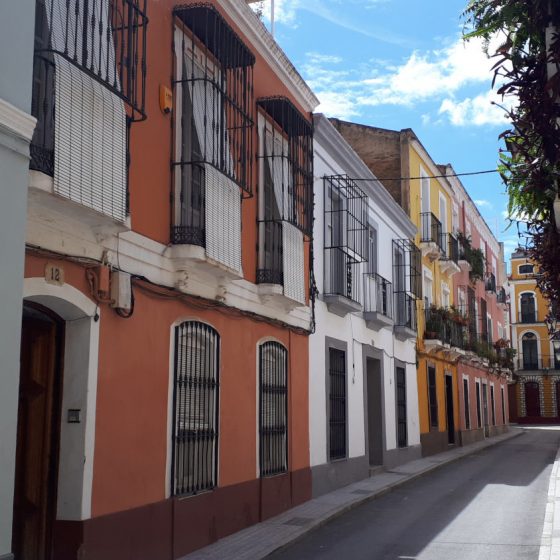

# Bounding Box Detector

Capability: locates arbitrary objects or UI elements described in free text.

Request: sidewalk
[182,428,524,560]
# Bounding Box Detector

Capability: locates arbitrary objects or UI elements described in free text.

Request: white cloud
[438,90,510,127]
[474,199,493,209]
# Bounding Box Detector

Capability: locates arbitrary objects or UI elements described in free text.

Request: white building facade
[310,115,421,497]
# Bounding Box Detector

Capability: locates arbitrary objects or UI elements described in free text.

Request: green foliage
[463,0,560,305]
[457,232,485,281]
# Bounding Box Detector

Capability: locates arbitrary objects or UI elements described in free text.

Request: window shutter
[53,57,127,222]
[205,165,242,273]
[282,222,305,303]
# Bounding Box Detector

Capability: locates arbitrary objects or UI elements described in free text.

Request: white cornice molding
[0,97,36,143]
[314,114,416,239]
[221,0,319,112]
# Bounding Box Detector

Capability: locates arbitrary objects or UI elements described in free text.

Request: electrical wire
[352,169,499,183]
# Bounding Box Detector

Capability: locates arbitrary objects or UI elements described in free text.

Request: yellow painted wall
[407,143,459,439]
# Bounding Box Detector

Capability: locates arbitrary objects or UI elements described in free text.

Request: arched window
[172,321,220,495]
[520,293,536,323]
[521,332,538,370]
[519,264,534,275]
[259,341,288,476]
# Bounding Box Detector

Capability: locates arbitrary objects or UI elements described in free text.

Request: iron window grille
[440,232,459,264]
[323,175,368,304]
[172,321,220,496]
[490,386,496,425]
[363,272,393,319]
[480,297,489,343]
[467,286,477,343]
[420,212,443,250]
[463,378,470,430]
[427,366,438,429]
[393,239,421,329]
[475,382,482,428]
[256,98,312,287]
[172,4,255,246]
[497,287,507,304]
[328,347,347,461]
[259,341,288,477]
[396,367,407,448]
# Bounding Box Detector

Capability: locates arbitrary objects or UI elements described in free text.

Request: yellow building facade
[509,249,559,421]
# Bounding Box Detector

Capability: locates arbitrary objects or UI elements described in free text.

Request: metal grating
[172,322,220,496]
[463,378,470,430]
[328,348,347,461]
[396,367,407,448]
[259,342,288,477]
[36,0,148,121]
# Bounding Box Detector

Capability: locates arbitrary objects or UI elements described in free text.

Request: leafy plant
[463,0,560,307]
[457,232,486,281]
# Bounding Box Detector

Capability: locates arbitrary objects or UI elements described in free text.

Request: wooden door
[12,306,63,560]
[525,382,541,417]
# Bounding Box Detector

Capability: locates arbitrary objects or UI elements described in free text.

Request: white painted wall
[310,125,420,469]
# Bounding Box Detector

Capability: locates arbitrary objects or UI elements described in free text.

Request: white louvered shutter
[46,0,127,223]
[205,166,242,273]
[282,222,305,303]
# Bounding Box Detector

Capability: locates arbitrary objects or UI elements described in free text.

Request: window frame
[327,345,347,461]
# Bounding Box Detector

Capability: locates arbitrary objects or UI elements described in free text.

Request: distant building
[508,248,560,422]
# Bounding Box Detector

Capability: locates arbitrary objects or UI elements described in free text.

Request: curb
[182,429,524,560]
[539,442,560,560]
[264,429,524,558]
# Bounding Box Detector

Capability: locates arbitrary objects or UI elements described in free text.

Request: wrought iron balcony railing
[485,273,497,294]
[517,356,560,371]
[439,232,459,263]
[424,307,466,349]
[324,248,362,305]
[518,311,538,323]
[394,292,417,331]
[420,212,443,249]
[363,272,393,319]
[497,287,507,304]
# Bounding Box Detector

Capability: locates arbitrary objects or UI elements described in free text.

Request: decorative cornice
[0,97,36,143]
[221,0,319,112]
[313,114,416,239]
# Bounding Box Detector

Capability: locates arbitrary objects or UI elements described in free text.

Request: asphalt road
[271,427,560,560]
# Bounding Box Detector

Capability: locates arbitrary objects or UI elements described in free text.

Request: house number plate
[45,262,65,286]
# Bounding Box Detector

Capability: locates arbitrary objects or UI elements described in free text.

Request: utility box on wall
[110,271,132,311]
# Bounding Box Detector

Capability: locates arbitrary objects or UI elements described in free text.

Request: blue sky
[255,0,519,263]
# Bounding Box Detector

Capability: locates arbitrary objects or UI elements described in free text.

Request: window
[392,239,420,330]
[328,348,347,460]
[396,367,407,448]
[519,264,534,275]
[452,203,459,233]
[172,5,254,270]
[259,342,288,476]
[367,225,378,275]
[520,293,537,323]
[522,332,538,370]
[439,193,448,234]
[441,282,450,308]
[420,168,430,213]
[423,269,433,308]
[172,321,220,496]
[256,99,313,303]
[490,385,496,426]
[323,175,367,303]
[463,378,470,430]
[475,380,482,428]
[428,366,438,429]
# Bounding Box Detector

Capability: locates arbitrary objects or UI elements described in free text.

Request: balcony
[497,287,507,306]
[516,355,560,372]
[323,248,362,316]
[363,273,393,329]
[394,292,417,340]
[457,241,472,272]
[419,212,443,261]
[439,233,461,276]
[518,311,538,324]
[423,306,467,357]
[485,273,497,295]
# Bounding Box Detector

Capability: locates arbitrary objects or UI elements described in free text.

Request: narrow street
[271,428,560,560]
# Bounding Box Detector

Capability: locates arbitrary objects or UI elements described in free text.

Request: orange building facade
[17,1,318,558]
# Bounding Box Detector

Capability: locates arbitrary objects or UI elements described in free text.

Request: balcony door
[520,293,536,323]
[522,332,538,370]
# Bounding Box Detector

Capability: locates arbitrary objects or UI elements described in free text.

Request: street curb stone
[539,440,560,560]
[180,428,524,560]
